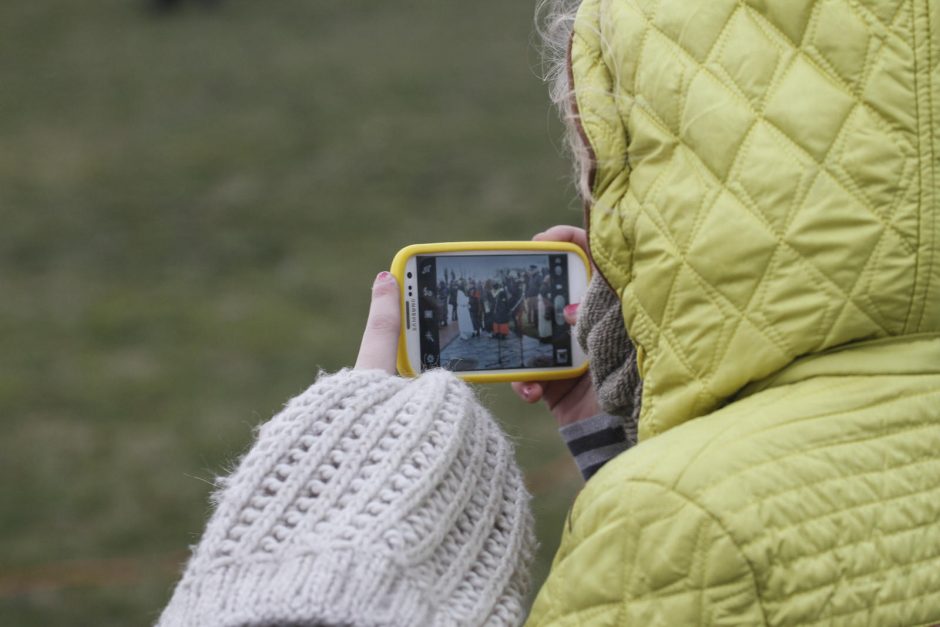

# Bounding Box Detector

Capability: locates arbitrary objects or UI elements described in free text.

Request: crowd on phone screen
[437,266,557,342]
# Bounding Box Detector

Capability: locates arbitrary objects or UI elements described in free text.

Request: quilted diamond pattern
[528,1,939,623]
[570,0,936,440]
[526,338,940,625]
[764,57,856,160]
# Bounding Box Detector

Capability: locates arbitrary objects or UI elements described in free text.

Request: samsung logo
[407,298,418,330]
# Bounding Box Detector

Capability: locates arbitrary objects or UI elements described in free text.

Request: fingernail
[375,271,392,283]
[564,303,579,317]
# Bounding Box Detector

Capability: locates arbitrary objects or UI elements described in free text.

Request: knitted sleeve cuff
[559,413,630,481]
[159,548,433,627]
[158,368,535,627]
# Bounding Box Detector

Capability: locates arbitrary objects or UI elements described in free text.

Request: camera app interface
[415,254,572,372]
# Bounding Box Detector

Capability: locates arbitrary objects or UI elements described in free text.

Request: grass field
[0,1,584,623]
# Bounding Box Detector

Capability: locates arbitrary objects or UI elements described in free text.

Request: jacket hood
[570,0,939,439]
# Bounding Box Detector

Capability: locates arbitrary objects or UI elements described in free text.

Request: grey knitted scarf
[576,274,642,446]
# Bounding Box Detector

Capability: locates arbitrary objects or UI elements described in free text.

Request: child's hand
[511,226,600,426]
[354,271,401,374]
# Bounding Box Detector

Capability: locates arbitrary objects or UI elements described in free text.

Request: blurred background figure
[149,0,221,13]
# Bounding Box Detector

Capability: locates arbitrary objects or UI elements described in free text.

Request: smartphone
[390,241,591,383]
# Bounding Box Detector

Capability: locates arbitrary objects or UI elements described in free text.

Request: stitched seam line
[703,386,940,498]
[786,541,940,625]
[741,458,940,548]
[626,477,770,625]
[904,0,927,333]
[765,480,940,566]
[727,425,940,516]
[916,0,936,331]
[804,591,940,627]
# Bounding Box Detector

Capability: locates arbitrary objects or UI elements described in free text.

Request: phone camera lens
[407,272,413,278]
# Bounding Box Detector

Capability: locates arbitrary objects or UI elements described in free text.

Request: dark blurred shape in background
[150,0,222,15]
[0,1,580,624]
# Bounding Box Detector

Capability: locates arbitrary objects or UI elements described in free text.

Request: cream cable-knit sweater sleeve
[158,369,536,627]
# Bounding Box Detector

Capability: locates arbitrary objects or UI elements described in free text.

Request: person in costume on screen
[456,279,474,341]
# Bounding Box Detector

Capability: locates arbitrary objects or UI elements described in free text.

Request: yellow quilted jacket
[527,0,940,624]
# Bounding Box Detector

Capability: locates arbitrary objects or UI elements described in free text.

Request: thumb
[355,271,401,374]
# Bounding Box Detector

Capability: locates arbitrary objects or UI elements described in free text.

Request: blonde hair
[536,0,594,202]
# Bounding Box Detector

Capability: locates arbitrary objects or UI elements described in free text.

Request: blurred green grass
[0,1,584,624]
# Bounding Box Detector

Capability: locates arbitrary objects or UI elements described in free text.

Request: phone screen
[413,253,573,372]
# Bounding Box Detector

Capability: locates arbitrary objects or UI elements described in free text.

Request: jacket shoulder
[530,374,940,626]
[527,448,766,626]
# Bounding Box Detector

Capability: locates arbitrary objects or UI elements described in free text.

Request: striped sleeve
[559,413,630,481]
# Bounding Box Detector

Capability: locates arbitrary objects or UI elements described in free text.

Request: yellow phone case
[390,241,591,383]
